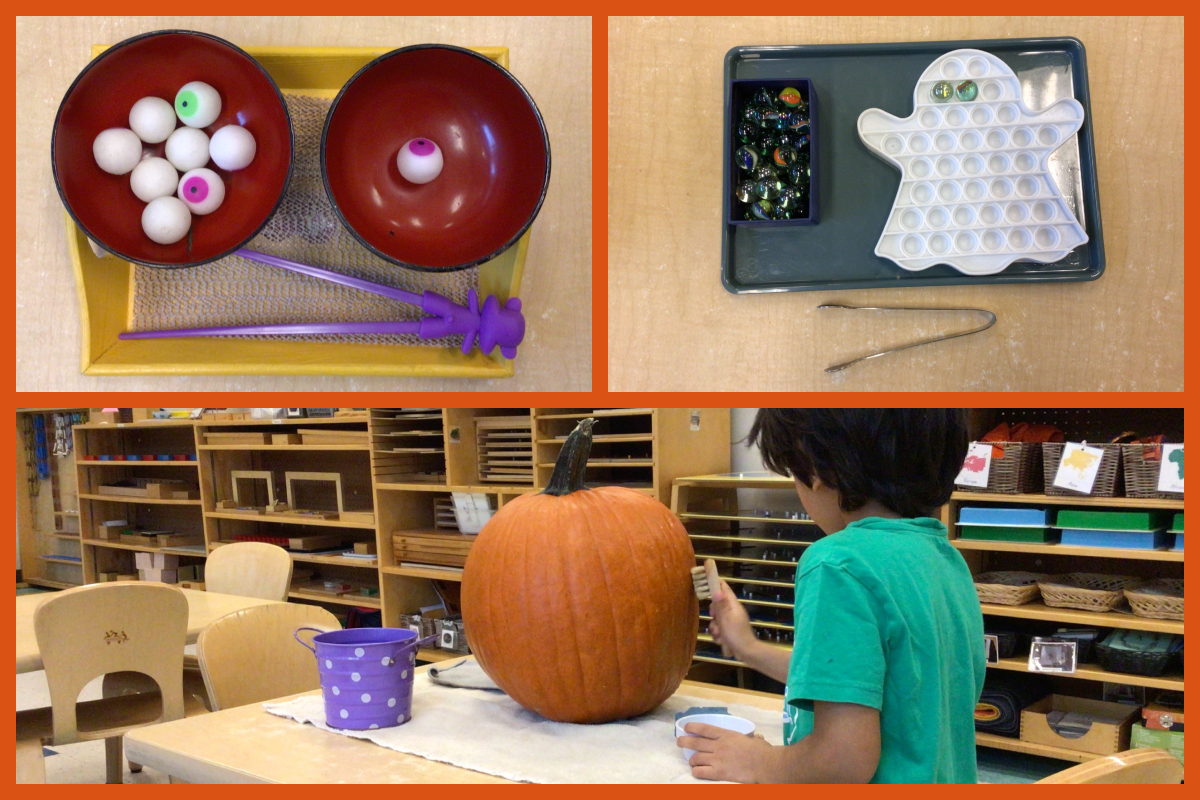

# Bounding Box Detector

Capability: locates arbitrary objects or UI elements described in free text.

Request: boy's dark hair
[748,409,969,519]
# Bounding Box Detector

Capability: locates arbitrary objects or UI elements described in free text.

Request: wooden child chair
[204,541,294,600]
[1036,748,1184,784]
[197,603,341,710]
[16,583,207,783]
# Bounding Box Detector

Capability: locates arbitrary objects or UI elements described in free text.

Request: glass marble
[735,180,756,203]
[741,105,764,125]
[795,148,810,164]
[792,132,810,151]
[753,87,777,107]
[777,185,800,210]
[788,162,810,186]
[776,131,794,148]
[752,165,778,181]
[930,81,954,103]
[778,86,804,109]
[761,109,784,130]
[755,178,781,200]
[758,132,779,153]
[787,112,809,130]
[773,145,797,167]
[737,121,758,144]
[773,206,792,220]
[751,199,774,220]
[955,80,978,102]
[734,145,760,171]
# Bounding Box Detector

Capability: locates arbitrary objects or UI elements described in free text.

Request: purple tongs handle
[118,248,525,358]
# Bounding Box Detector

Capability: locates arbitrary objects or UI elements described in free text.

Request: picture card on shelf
[1028,638,1077,674]
[1159,445,1184,493]
[955,442,993,488]
[1052,442,1105,494]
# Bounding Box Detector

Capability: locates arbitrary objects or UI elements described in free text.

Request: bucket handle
[381,634,439,667]
[293,626,325,654]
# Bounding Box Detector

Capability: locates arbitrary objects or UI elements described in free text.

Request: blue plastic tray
[721,37,1103,293]
[1059,529,1170,550]
[959,506,1052,526]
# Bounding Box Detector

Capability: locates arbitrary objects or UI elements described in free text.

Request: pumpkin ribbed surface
[461,484,698,723]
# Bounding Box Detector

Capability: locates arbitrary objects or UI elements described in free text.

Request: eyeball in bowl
[209,124,256,170]
[129,96,176,143]
[397,138,443,184]
[165,127,210,172]
[142,196,192,244]
[130,157,180,202]
[52,30,293,267]
[177,167,225,215]
[93,128,142,175]
[175,81,222,128]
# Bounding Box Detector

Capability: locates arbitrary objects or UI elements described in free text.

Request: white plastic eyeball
[175,81,222,128]
[93,128,142,175]
[128,97,176,143]
[177,168,225,215]
[209,125,256,171]
[165,127,211,172]
[396,138,443,184]
[129,157,180,202]
[142,196,192,244]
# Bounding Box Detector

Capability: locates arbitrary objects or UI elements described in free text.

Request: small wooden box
[69,46,522,378]
[354,541,377,555]
[392,529,477,567]
[206,432,271,445]
[1021,695,1139,756]
[179,581,206,591]
[271,433,303,445]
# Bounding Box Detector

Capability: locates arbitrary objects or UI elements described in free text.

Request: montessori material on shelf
[1095,630,1183,678]
[475,415,534,484]
[958,506,1055,543]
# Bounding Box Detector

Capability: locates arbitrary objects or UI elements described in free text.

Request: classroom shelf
[548,433,654,443]
[382,565,465,582]
[198,444,371,451]
[204,511,377,530]
[719,575,795,589]
[951,538,1184,562]
[680,512,817,526]
[290,552,379,569]
[700,614,793,632]
[695,553,801,568]
[288,591,381,609]
[697,632,790,652]
[536,460,655,468]
[48,532,81,540]
[82,539,206,556]
[535,409,654,420]
[53,511,80,516]
[973,732,1096,763]
[980,602,1183,634]
[26,578,80,590]
[77,461,198,467]
[78,493,201,506]
[988,657,1184,691]
[40,555,83,566]
[951,492,1184,510]
[416,649,464,664]
[689,533,816,547]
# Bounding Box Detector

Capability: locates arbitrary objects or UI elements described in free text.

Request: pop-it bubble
[858,49,1087,276]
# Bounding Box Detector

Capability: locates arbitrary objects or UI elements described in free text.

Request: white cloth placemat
[264,672,783,783]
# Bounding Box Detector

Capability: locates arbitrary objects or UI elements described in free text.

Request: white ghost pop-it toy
[858,49,1087,276]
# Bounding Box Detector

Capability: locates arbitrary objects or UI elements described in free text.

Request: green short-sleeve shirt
[782,516,985,784]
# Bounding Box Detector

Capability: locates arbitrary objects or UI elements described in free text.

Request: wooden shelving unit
[16,408,89,589]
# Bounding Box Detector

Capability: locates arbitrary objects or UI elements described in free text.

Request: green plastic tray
[721,37,1103,293]
[958,525,1057,543]
[1055,510,1170,531]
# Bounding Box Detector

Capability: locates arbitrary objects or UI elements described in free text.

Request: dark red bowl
[52,30,293,268]
[321,44,551,272]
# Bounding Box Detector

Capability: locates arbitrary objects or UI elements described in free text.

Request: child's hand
[706,568,758,660]
[678,723,772,783]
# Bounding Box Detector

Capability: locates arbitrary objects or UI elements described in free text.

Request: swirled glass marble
[735,180,756,203]
[734,145,760,171]
[931,81,954,103]
[773,145,797,167]
[955,80,978,101]
[751,199,775,220]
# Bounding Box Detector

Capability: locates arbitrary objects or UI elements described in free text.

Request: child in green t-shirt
[678,409,985,783]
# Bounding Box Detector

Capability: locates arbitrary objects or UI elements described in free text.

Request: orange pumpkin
[462,418,698,723]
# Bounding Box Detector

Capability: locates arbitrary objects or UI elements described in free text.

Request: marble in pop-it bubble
[858,49,1088,276]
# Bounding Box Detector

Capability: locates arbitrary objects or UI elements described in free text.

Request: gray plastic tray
[721,38,1104,294]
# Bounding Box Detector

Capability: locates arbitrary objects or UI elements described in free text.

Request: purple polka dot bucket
[295,626,436,730]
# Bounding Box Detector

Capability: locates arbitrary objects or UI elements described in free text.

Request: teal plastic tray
[721,37,1104,293]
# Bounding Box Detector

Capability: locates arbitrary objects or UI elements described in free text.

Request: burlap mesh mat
[129,94,479,347]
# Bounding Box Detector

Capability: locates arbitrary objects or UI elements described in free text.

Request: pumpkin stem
[544,418,595,496]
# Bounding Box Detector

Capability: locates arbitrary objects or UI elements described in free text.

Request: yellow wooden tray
[69,45,526,377]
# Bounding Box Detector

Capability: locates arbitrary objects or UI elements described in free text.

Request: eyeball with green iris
[175,81,222,128]
[397,138,444,184]
[177,167,225,215]
[734,145,760,171]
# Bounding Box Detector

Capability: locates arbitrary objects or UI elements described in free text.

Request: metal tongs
[819,303,996,372]
[119,248,525,359]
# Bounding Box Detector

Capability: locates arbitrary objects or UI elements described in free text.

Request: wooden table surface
[15,588,281,674]
[608,17,1182,391]
[16,16,591,391]
[123,668,782,783]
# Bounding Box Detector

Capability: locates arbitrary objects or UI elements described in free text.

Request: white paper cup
[675,713,757,761]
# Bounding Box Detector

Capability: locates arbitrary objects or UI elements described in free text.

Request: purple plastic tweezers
[118,248,525,359]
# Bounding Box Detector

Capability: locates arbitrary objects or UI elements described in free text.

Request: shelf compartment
[535,409,654,420]
[973,732,1096,763]
[199,444,370,451]
[40,555,83,566]
[689,533,817,547]
[204,511,376,530]
[416,648,464,663]
[288,590,382,609]
[980,602,1183,634]
[700,614,793,631]
[382,564,465,582]
[951,492,1184,511]
[951,538,1184,562]
[695,553,800,568]
[680,512,817,526]
[697,632,789,652]
[988,657,1183,691]
[78,461,198,467]
[78,493,200,506]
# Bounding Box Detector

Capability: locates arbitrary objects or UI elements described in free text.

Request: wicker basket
[974,571,1045,606]
[1042,443,1123,497]
[969,442,1044,494]
[1124,579,1184,621]
[1096,631,1183,677]
[1037,573,1140,612]
[1121,443,1184,499]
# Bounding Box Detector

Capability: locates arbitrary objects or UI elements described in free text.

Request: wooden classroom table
[16,17,591,391]
[608,17,1183,391]
[15,588,281,674]
[123,667,784,783]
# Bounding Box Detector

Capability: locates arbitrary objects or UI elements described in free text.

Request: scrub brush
[691,559,721,601]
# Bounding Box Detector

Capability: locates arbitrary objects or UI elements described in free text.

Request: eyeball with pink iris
[396,138,443,184]
[176,168,225,215]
